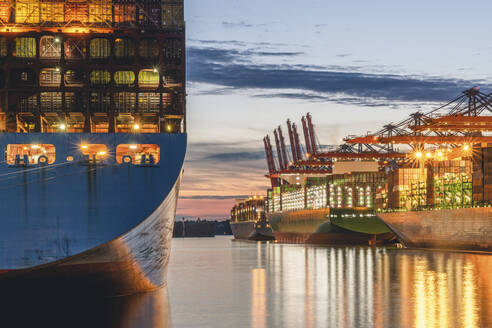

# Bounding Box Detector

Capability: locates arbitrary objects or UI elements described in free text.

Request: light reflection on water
[168,237,492,328]
[2,236,491,328]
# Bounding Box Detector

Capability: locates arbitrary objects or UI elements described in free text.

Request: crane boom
[301,116,313,156]
[273,129,285,170]
[278,126,289,169]
[287,119,298,162]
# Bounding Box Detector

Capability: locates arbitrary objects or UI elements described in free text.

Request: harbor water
[3,236,492,327]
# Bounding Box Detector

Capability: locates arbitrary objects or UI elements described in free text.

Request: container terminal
[259,88,492,251]
[0,0,186,296]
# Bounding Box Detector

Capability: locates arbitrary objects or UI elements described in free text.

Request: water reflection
[0,286,171,327]
[168,237,492,328]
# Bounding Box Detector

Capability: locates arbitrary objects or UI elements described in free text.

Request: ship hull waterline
[379,207,492,252]
[268,208,394,245]
[230,221,275,241]
[0,133,187,296]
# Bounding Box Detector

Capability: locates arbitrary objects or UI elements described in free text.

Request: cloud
[222,21,267,28]
[179,195,250,200]
[203,151,265,162]
[187,46,489,104]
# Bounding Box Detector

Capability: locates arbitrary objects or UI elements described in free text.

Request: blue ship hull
[0,133,186,296]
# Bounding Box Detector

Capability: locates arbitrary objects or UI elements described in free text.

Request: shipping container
[40,91,62,111]
[138,92,159,112]
[18,94,38,112]
[90,37,110,59]
[114,91,135,112]
[114,70,135,87]
[40,35,61,59]
[64,38,85,60]
[0,37,7,57]
[162,70,181,88]
[138,69,159,88]
[138,38,159,62]
[40,0,64,24]
[113,0,136,26]
[162,38,182,66]
[64,69,84,87]
[13,37,36,58]
[162,1,183,28]
[10,68,36,87]
[65,0,88,24]
[65,91,83,111]
[0,1,11,23]
[39,68,61,87]
[88,0,111,24]
[90,70,111,86]
[90,91,110,112]
[137,0,161,27]
[16,0,40,24]
[114,37,135,61]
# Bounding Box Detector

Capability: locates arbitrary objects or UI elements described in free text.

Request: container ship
[230,196,275,241]
[0,0,186,296]
[263,89,492,251]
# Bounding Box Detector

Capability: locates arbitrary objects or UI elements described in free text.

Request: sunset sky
[176,0,492,219]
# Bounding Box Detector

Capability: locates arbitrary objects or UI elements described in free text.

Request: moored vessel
[261,90,492,251]
[0,0,186,296]
[230,196,275,241]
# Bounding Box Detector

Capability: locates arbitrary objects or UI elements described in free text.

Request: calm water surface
[168,236,492,328]
[3,236,492,327]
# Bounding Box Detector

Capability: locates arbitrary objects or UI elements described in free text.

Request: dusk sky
[176,0,492,219]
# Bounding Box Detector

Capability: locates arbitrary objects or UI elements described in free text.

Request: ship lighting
[133,124,140,131]
[463,144,470,151]
[98,151,107,156]
[31,145,40,149]
[129,144,138,150]
[59,124,66,130]
[415,151,423,159]
[81,144,88,149]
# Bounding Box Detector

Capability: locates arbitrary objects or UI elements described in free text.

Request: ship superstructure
[0,0,187,296]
